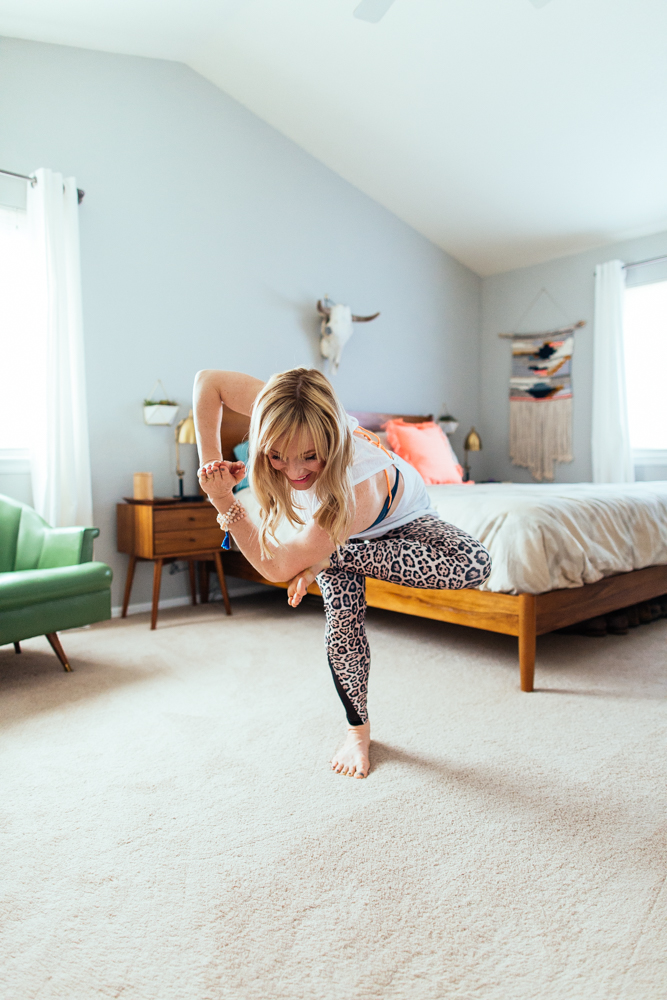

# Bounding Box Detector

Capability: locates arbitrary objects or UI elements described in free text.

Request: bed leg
[518,594,536,692]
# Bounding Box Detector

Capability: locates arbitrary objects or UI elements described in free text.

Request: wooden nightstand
[116,499,231,629]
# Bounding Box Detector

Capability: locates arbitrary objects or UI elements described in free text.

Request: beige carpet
[1,591,666,1000]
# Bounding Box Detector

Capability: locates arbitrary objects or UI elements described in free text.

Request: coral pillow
[384,419,465,485]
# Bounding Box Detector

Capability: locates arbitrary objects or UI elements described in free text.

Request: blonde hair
[248,368,355,558]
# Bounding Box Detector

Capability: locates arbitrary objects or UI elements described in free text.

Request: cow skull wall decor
[316,298,380,373]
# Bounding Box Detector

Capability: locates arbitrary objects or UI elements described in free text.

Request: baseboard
[111,595,191,618]
[111,579,269,618]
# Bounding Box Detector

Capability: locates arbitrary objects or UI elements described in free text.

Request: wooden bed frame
[219,408,667,692]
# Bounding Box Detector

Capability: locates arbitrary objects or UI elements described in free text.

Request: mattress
[235,481,667,595]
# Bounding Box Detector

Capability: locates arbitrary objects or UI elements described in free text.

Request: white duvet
[236,481,667,595]
[426,481,667,594]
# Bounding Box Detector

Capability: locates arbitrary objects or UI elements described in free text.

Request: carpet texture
[1,591,665,1000]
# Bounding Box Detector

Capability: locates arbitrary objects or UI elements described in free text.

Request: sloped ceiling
[1,0,666,274]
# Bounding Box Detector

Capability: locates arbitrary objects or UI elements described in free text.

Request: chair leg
[14,642,21,654]
[213,551,232,616]
[46,633,72,672]
[151,559,164,630]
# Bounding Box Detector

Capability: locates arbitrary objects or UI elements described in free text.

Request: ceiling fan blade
[528,0,554,7]
[353,0,397,23]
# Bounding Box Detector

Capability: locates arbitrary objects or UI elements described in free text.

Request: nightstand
[116,499,231,629]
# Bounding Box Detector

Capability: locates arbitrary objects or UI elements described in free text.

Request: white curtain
[27,168,93,526]
[591,260,634,483]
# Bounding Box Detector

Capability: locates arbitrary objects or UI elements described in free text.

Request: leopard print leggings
[316,515,491,726]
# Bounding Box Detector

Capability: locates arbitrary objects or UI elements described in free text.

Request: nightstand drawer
[154,528,222,555]
[154,506,217,533]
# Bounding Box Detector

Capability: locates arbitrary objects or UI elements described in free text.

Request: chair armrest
[80,527,100,563]
[37,527,100,569]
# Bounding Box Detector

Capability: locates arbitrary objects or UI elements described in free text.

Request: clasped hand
[198,460,246,501]
[287,557,331,609]
[286,569,316,608]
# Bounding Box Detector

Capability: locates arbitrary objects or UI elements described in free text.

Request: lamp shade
[464,427,482,452]
[176,409,197,444]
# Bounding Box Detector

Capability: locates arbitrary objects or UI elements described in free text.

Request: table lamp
[175,409,198,499]
[463,427,482,482]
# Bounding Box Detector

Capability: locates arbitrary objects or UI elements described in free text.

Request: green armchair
[0,494,112,671]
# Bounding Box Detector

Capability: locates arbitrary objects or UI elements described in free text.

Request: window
[0,203,44,452]
[623,278,667,455]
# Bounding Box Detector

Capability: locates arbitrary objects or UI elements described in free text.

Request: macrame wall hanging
[499,294,585,481]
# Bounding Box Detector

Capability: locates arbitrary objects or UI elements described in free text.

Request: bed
[218,408,667,692]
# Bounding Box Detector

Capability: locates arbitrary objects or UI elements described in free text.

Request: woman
[194,367,491,779]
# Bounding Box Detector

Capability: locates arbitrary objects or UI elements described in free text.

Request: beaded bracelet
[216,500,247,550]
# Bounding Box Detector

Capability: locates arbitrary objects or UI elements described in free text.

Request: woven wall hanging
[500,320,585,481]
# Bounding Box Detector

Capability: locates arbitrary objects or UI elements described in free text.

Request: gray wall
[0,36,481,610]
[480,232,667,483]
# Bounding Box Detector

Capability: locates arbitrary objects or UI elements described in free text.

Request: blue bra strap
[368,467,400,530]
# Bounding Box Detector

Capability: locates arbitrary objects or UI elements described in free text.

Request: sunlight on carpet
[1,592,665,1000]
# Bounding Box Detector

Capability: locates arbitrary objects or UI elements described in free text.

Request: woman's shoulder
[350,435,393,485]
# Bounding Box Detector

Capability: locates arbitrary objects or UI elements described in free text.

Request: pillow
[232,440,250,492]
[384,419,466,485]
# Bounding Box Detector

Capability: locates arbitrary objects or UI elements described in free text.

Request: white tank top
[297,416,438,540]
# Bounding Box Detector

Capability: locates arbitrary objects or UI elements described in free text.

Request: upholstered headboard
[347,411,432,432]
[220,407,251,461]
[219,409,433,459]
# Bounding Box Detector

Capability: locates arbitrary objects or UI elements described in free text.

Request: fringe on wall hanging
[500,321,585,482]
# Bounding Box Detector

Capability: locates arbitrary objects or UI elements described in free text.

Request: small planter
[438,418,459,435]
[143,381,179,426]
[144,403,179,426]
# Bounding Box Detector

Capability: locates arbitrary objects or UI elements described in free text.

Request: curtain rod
[623,254,667,271]
[0,168,85,204]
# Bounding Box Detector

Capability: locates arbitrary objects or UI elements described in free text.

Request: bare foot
[331,722,371,779]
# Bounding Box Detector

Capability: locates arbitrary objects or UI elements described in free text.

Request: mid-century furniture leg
[151,558,164,630]
[213,551,232,616]
[46,632,72,672]
[518,594,536,692]
[199,561,210,604]
[14,642,21,654]
[121,555,137,618]
[188,560,198,606]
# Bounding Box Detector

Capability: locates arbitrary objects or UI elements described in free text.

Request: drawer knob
[188,516,195,521]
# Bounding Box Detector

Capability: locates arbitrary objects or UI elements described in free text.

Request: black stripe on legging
[328,655,364,726]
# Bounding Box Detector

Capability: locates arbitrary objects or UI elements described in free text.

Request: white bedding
[426,482,667,594]
[236,481,667,595]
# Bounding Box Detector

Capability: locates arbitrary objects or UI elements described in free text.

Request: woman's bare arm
[198,465,388,584]
[193,369,265,465]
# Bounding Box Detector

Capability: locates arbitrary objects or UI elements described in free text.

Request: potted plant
[143,381,179,426]
[437,408,459,435]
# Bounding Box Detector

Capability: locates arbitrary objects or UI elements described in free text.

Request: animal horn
[317,299,331,319]
[351,311,380,323]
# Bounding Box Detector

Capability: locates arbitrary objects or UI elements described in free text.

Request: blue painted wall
[0,36,481,609]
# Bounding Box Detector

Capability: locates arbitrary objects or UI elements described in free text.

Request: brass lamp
[174,408,197,499]
[463,427,482,482]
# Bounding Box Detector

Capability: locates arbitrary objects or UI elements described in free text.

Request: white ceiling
[2,0,667,275]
